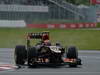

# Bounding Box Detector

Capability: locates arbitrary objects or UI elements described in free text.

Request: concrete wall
[0,20,26,27]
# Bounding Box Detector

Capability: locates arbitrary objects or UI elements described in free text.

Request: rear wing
[27,31,49,48]
[27,31,49,39]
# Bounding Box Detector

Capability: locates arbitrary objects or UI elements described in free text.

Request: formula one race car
[14,31,82,67]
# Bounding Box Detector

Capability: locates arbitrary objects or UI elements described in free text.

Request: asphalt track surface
[0,48,100,75]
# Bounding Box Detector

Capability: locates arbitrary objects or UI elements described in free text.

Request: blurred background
[0,0,100,49]
[0,0,98,28]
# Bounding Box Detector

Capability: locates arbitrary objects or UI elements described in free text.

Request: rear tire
[14,45,27,65]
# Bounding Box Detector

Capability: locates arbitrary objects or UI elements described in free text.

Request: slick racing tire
[28,47,37,67]
[67,46,78,67]
[67,46,78,59]
[14,45,27,65]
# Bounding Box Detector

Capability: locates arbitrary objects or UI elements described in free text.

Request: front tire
[67,46,78,59]
[67,46,78,67]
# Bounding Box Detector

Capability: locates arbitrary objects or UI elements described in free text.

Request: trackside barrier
[0,20,26,27]
[27,23,96,28]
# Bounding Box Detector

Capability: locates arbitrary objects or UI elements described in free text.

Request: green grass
[97,22,100,28]
[0,28,100,50]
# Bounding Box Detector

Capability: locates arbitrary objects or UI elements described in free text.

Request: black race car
[14,31,82,67]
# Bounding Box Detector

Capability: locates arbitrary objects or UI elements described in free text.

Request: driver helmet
[42,34,49,41]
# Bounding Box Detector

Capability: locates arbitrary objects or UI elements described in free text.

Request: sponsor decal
[27,23,96,28]
[79,24,84,28]
[47,24,55,28]
[90,0,100,4]
[85,24,90,28]
[60,24,66,28]
[70,24,76,28]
